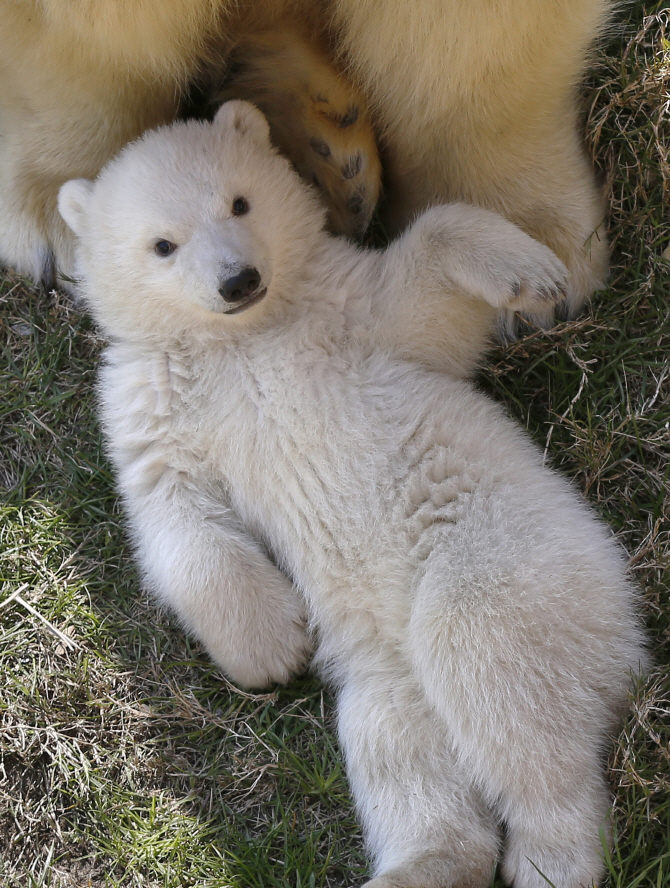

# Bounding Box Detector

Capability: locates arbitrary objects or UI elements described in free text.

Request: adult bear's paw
[215,26,382,237]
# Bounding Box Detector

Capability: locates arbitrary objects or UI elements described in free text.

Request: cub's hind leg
[407,496,645,888]
[337,673,500,888]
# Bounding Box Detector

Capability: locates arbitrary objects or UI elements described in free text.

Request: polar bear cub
[59,102,646,888]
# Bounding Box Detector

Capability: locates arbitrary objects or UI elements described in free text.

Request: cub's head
[59,101,327,342]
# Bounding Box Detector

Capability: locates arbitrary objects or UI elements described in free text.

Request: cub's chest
[193,342,367,440]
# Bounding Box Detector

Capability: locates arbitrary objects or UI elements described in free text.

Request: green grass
[1,3,669,886]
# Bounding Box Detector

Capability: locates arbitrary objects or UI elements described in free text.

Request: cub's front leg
[357,203,569,377]
[121,469,311,690]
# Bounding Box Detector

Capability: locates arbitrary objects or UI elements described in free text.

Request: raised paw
[482,219,576,340]
[214,26,382,237]
[479,237,569,317]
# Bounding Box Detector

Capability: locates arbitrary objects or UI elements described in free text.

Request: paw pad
[310,137,331,158]
[347,188,366,218]
[337,107,359,128]
[324,106,360,129]
[342,154,362,180]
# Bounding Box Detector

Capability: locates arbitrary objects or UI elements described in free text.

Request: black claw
[39,248,56,293]
[549,287,565,304]
[342,154,362,180]
[554,297,571,321]
[310,137,331,158]
[347,189,365,217]
[337,106,359,129]
[495,310,519,343]
[514,316,534,337]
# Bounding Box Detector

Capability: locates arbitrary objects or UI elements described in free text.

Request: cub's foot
[212,27,382,237]
[360,852,496,888]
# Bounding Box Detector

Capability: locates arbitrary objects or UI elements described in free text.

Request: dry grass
[1,3,669,886]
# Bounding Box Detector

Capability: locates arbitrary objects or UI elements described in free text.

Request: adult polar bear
[2,0,609,326]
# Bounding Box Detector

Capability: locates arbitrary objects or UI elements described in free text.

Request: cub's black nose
[219,267,261,303]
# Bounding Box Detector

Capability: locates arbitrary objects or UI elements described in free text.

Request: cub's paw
[221,614,313,691]
[204,581,313,692]
[480,240,569,316]
[215,27,382,237]
[498,220,609,340]
[257,607,313,688]
[465,219,570,340]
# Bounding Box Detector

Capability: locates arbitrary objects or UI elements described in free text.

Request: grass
[1,2,669,886]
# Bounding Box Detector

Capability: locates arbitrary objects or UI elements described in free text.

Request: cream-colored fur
[0,1,378,286]
[59,104,646,888]
[211,26,381,237]
[330,0,612,327]
[4,0,609,326]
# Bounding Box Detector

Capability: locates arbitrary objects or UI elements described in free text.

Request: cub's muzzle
[218,267,266,314]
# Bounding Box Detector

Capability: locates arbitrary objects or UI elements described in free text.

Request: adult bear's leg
[330,0,611,327]
[0,0,223,288]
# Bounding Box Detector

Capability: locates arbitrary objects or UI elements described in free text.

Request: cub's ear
[214,100,271,146]
[58,179,94,236]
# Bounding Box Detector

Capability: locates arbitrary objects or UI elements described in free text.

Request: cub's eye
[154,240,177,257]
[232,197,249,216]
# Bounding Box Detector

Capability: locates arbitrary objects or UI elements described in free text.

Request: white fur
[59,103,646,888]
